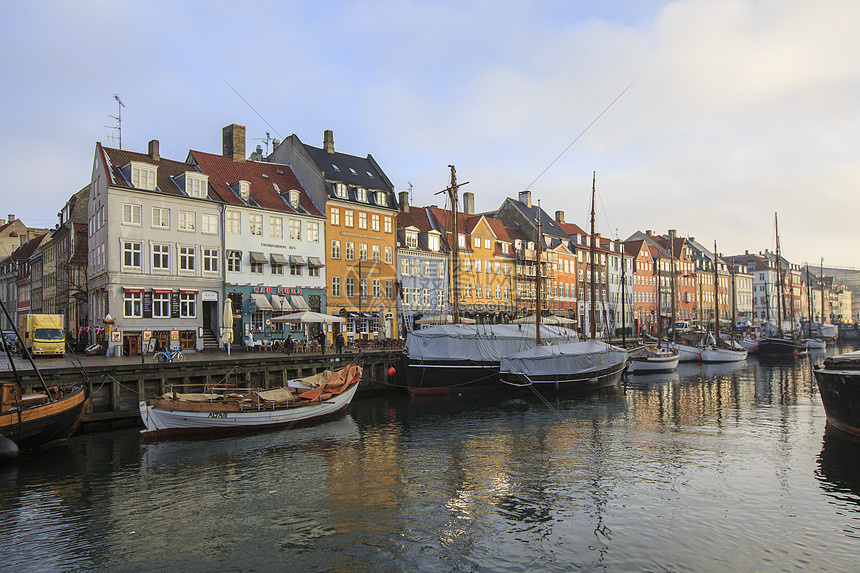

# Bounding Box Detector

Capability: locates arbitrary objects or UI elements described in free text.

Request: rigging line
[524,79,637,190]
[221,77,283,141]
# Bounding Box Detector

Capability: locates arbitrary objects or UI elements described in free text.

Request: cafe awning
[251,293,273,311]
[289,255,306,266]
[249,251,267,264]
[270,253,288,265]
[307,257,324,267]
[290,295,310,310]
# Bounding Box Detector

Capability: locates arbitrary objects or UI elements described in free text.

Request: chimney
[668,229,676,239]
[0,218,5,227]
[148,139,160,161]
[222,124,246,162]
[272,138,280,149]
[645,229,652,236]
[518,190,532,208]
[324,130,334,154]
[399,191,410,213]
[463,192,475,215]
[555,210,565,224]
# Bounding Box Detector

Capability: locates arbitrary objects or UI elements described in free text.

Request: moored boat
[499,340,628,391]
[1,383,90,451]
[756,337,807,357]
[700,345,748,363]
[813,351,860,437]
[627,346,680,374]
[139,365,362,439]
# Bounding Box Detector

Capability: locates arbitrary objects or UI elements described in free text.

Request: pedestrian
[335,332,345,354]
[286,335,293,355]
[318,330,326,354]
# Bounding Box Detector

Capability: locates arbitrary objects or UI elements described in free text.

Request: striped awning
[289,255,306,266]
[249,251,267,264]
[251,293,273,310]
[270,253,288,265]
[290,295,310,310]
[307,257,324,267]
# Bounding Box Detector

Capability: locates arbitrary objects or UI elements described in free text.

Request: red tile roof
[69,223,88,264]
[98,143,202,198]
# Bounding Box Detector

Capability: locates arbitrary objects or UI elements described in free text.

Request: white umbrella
[270,311,346,324]
[222,298,234,345]
[414,314,476,325]
[512,315,575,325]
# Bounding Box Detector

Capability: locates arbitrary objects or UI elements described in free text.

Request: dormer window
[289,190,300,209]
[406,230,418,249]
[184,172,209,198]
[239,181,251,202]
[527,241,534,250]
[428,233,440,252]
[376,191,386,205]
[515,239,522,250]
[334,182,347,198]
[357,187,368,202]
[129,162,157,190]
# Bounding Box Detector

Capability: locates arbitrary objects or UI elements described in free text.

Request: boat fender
[0,435,19,462]
[43,386,60,399]
[388,367,396,377]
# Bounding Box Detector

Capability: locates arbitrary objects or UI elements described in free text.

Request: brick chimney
[324,130,334,154]
[148,139,159,161]
[645,229,652,236]
[518,190,532,208]
[463,192,475,215]
[222,124,246,162]
[555,210,565,224]
[399,191,409,213]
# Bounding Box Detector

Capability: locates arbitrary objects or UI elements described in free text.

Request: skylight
[332,164,340,171]
[262,174,269,179]
[349,167,358,175]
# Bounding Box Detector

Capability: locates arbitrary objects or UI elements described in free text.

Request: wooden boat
[1,383,89,451]
[627,346,680,373]
[699,241,747,364]
[813,351,860,437]
[139,365,362,439]
[700,345,747,363]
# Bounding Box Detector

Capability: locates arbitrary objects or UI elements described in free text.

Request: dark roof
[189,151,323,217]
[70,223,88,264]
[10,234,45,260]
[499,197,570,239]
[98,143,204,198]
[303,144,393,192]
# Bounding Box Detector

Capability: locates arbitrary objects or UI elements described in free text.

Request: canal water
[3,344,860,572]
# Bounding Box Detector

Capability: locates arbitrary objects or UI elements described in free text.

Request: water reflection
[817,428,860,505]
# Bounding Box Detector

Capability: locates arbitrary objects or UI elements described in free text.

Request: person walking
[285,335,293,355]
[335,332,345,354]
[317,330,326,354]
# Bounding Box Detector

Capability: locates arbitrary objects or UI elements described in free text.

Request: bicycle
[152,348,186,363]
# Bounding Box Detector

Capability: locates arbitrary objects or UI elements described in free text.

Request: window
[227,211,241,234]
[357,187,367,202]
[406,231,418,249]
[202,213,218,234]
[428,234,439,251]
[371,214,380,231]
[474,237,481,248]
[123,291,142,318]
[330,208,340,226]
[334,183,348,198]
[153,292,170,318]
[423,289,430,306]
[402,287,410,305]
[290,263,302,276]
[423,261,430,277]
[358,212,367,229]
[152,244,169,271]
[131,165,156,190]
[203,249,218,272]
[437,290,444,307]
[412,289,420,306]
[504,286,510,300]
[152,207,169,228]
[476,284,483,298]
[289,219,301,240]
[309,265,320,278]
[495,262,501,274]
[475,260,481,273]
[359,243,367,261]
[458,235,466,248]
[463,258,471,271]
[331,240,341,259]
[227,250,242,272]
[385,247,393,265]
[249,213,263,236]
[385,280,393,299]
[186,174,208,198]
[180,293,196,318]
[332,276,341,297]
[344,210,354,227]
[346,242,355,260]
[346,277,355,298]
[486,260,492,274]
[179,246,195,271]
[372,245,380,263]
[178,210,195,231]
[373,279,381,298]
[272,262,284,275]
[401,259,410,276]
[360,278,367,298]
[464,283,472,298]
[250,259,263,274]
[122,204,141,225]
[123,241,141,268]
[384,217,392,233]
[438,262,444,277]
[308,222,319,242]
[270,216,283,239]
[496,285,502,299]
[484,239,491,249]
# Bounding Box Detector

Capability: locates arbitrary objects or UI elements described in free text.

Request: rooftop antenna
[407,181,413,204]
[254,131,274,155]
[104,94,125,149]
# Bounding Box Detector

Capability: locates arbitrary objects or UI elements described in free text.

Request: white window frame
[331,240,341,259]
[179,246,195,272]
[122,203,141,225]
[152,207,169,229]
[178,210,195,231]
[308,222,319,242]
[289,219,301,240]
[153,292,170,318]
[384,217,392,233]
[203,248,218,273]
[123,291,142,318]
[344,210,354,227]
[123,241,141,269]
[180,293,196,318]
[227,250,242,272]
[227,211,241,234]
[358,212,367,229]
[330,208,340,226]
[270,216,283,239]
[249,213,263,236]
[201,213,218,234]
[332,276,341,297]
[152,243,170,271]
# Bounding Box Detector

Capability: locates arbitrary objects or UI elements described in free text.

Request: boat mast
[621,238,627,347]
[436,165,469,324]
[806,264,813,338]
[656,254,662,344]
[535,199,543,344]
[774,212,784,338]
[713,241,720,342]
[670,235,677,344]
[820,257,826,327]
[590,172,597,340]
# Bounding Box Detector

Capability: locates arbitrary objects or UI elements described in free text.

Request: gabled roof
[11,234,45,261]
[623,239,650,258]
[189,151,323,217]
[497,197,570,239]
[97,143,203,198]
[303,143,393,192]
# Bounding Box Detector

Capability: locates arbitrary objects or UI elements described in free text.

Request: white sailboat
[700,241,747,363]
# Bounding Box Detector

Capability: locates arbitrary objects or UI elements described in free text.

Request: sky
[2,0,859,268]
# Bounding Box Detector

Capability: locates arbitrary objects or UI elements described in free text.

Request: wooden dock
[0,350,404,431]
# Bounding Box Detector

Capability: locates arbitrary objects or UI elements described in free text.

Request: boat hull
[499,360,626,392]
[0,386,89,450]
[405,359,501,394]
[700,347,748,363]
[628,354,680,374]
[139,382,360,439]
[814,365,860,437]
[756,337,807,357]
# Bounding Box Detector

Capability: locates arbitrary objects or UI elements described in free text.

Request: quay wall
[0,351,404,432]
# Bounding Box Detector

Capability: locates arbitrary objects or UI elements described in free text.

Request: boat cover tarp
[500,340,627,376]
[406,324,578,362]
[256,388,294,402]
[162,392,223,402]
[298,364,362,401]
